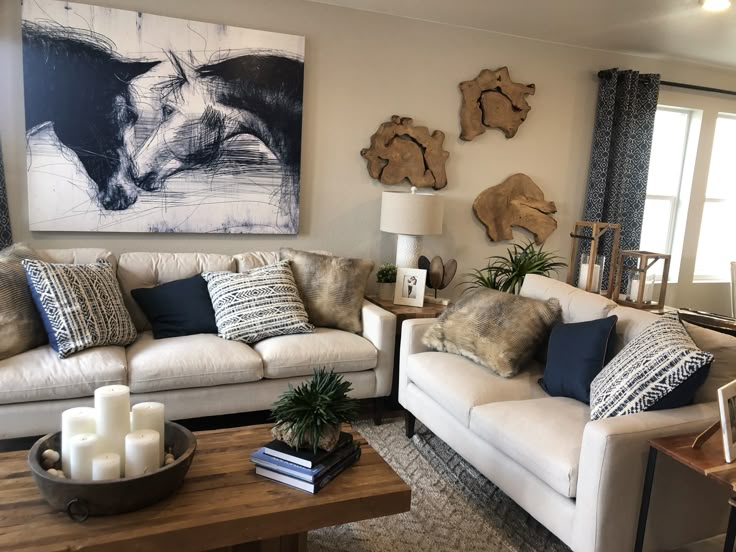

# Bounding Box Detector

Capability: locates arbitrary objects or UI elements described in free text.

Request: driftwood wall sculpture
[459,67,535,140]
[473,173,557,244]
[361,115,449,189]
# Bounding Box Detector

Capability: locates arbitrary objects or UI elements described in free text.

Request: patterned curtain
[0,142,11,249]
[582,68,660,289]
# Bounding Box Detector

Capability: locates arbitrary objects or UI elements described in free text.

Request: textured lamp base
[395,234,423,268]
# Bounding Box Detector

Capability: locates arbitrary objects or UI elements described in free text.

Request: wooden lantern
[566,221,621,298]
[612,250,671,310]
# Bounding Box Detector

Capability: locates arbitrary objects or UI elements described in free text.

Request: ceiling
[306,0,736,70]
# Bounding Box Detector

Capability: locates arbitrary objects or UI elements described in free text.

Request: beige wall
[1,0,735,304]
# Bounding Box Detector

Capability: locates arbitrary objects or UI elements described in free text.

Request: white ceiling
[306,0,736,70]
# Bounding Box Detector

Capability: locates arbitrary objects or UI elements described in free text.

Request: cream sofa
[399,275,736,552]
[0,248,396,439]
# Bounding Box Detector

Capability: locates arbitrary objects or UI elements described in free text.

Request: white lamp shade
[380,190,444,236]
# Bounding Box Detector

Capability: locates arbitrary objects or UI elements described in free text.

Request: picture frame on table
[394,268,427,307]
[717,380,736,463]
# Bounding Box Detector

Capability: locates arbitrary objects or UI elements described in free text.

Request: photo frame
[718,380,736,463]
[394,268,427,307]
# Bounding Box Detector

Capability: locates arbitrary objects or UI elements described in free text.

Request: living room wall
[1,0,736,303]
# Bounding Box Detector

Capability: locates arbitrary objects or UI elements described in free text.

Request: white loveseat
[0,248,396,439]
[399,275,735,552]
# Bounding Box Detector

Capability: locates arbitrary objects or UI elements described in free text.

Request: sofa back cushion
[234,251,281,272]
[520,274,617,323]
[37,248,117,271]
[608,305,659,354]
[686,322,736,404]
[118,252,235,330]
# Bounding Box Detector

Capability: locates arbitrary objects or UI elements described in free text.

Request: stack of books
[251,432,361,494]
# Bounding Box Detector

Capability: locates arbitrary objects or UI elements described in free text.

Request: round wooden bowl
[28,421,197,520]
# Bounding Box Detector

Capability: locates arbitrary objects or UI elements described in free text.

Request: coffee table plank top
[0,424,411,552]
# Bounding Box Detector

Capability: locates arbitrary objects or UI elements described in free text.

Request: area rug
[310,417,570,552]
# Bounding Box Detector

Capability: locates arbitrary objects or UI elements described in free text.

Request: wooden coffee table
[0,424,411,551]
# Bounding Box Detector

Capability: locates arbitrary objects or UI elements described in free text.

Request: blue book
[250,440,356,482]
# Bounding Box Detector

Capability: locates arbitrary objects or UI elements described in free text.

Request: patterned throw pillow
[590,313,714,420]
[23,259,137,359]
[279,248,374,334]
[202,261,314,344]
[422,288,561,378]
[0,243,47,359]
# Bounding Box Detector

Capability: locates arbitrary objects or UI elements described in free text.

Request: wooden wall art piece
[361,115,449,189]
[459,67,535,141]
[473,173,557,244]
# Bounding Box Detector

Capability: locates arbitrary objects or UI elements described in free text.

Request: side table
[366,296,446,409]
[635,432,736,552]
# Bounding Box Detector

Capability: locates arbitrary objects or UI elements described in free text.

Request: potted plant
[460,240,566,295]
[376,262,397,301]
[271,368,359,453]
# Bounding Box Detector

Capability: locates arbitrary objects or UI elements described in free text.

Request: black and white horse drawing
[133,51,304,232]
[22,21,159,210]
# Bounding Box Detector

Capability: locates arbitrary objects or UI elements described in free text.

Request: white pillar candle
[125,429,160,478]
[69,433,99,480]
[61,407,96,477]
[131,402,165,466]
[92,453,121,481]
[578,260,601,292]
[94,385,130,476]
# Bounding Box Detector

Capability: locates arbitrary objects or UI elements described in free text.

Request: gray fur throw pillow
[280,248,374,333]
[422,288,561,378]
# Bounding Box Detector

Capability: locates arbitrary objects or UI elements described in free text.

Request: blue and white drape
[0,142,11,249]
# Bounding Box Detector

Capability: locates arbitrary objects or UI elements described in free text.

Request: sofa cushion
[126,331,263,393]
[469,397,590,498]
[520,274,617,323]
[0,345,126,404]
[254,328,377,379]
[687,322,736,404]
[406,351,547,426]
[117,251,236,331]
[422,288,560,378]
[37,248,117,271]
[234,251,280,272]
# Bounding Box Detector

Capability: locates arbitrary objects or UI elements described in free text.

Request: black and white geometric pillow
[590,313,713,420]
[202,261,314,344]
[22,259,137,359]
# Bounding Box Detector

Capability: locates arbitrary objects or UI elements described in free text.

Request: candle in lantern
[125,429,160,477]
[69,433,99,480]
[60,407,96,477]
[577,254,603,293]
[94,385,130,475]
[131,402,165,465]
[92,452,121,481]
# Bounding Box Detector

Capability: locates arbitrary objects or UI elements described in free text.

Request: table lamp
[380,187,444,268]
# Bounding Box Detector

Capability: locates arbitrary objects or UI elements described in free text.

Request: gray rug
[310,418,570,552]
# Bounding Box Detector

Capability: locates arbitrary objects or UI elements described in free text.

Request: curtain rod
[661,80,736,98]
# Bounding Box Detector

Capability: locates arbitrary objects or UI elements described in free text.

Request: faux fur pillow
[422,288,561,378]
[279,248,374,333]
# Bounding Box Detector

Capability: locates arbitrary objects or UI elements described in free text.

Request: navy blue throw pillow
[539,316,618,404]
[132,275,217,339]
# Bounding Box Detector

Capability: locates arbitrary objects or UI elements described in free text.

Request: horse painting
[133,51,304,233]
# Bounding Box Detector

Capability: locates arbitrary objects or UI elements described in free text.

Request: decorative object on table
[459,67,535,141]
[270,368,359,453]
[22,0,305,235]
[418,255,457,300]
[718,380,736,463]
[590,313,714,421]
[394,268,428,308]
[423,288,561,378]
[611,250,671,310]
[260,432,354,469]
[380,188,444,268]
[28,421,196,519]
[376,263,398,301]
[361,115,449,189]
[567,221,621,297]
[473,174,557,244]
[0,141,11,248]
[460,240,566,295]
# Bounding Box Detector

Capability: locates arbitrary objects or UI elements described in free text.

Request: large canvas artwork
[22,0,305,234]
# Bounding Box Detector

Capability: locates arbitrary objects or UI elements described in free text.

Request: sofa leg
[372,397,384,426]
[405,411,416,438]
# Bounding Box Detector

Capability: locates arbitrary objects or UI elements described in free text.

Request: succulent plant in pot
[376,262,397,301]
[271,368,359,453]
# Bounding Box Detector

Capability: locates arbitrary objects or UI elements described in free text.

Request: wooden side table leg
[635,447,658,552]
[724,501,736,552]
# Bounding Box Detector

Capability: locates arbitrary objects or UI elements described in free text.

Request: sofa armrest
[360,300,396,397]
[398,318,437,407]
[573,402,726,552]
